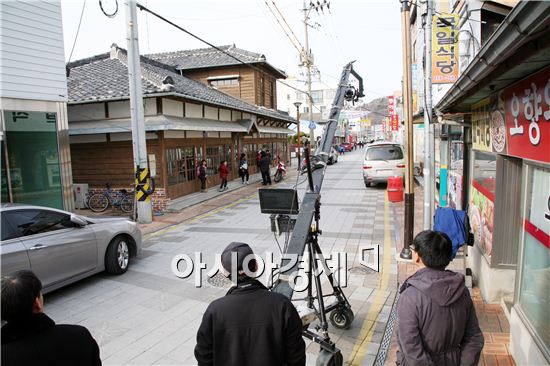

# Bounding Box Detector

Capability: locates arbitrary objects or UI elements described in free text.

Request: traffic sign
[309,122,316,129]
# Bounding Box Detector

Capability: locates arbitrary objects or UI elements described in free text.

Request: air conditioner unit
[74,183,89,209]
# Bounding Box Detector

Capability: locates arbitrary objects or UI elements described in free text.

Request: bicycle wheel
[120,196,134,213]
[88,193,109,212]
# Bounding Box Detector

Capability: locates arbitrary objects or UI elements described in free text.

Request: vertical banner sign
[503,66,550,164]
[391,115,399,131]
[432,14,459,84]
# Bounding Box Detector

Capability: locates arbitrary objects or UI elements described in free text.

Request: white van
[363,142,405,187]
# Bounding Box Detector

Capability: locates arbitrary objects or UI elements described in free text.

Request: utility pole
[400,0,414,260]
[423,0,434,229]
[294,101,302,167]
[302,1,315,147]
[125,0,152,223]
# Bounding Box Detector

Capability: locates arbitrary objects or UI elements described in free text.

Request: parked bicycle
[87,184,134,213]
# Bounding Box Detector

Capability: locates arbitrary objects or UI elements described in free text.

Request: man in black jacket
[195,242,306,366]
[1,270,101,366]
[259,151,272,185]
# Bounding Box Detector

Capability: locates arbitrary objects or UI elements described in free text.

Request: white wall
[0,1,67,102]
[467,244,516,303]
[509,307,548,366]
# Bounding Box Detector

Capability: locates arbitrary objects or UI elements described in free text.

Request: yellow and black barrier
[135,166,155,202]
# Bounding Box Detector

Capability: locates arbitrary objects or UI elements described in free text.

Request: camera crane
[260,62,364,366]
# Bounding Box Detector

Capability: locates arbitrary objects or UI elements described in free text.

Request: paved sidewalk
[382,182,515,366]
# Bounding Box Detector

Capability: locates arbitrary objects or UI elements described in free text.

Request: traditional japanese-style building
[67,44,295,211]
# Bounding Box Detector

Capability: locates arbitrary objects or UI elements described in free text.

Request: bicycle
[87,184,134,213]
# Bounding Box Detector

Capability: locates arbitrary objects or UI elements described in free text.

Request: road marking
[347,191,393,365]
[144,192,258,239]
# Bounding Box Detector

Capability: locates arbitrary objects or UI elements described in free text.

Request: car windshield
[366,146,403,161]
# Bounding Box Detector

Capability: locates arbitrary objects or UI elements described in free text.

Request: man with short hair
[396,230,484,366]
[195,242,306,366]
[1,270,101,366]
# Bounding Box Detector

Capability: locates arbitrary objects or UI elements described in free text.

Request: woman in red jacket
[218,160,229,192]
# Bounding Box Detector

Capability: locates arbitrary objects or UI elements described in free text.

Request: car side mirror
[70,214,87,227]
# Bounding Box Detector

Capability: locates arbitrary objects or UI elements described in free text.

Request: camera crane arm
[273,61,364,299]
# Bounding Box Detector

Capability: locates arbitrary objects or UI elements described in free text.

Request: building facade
[435,2,550,364]
[0,0,73,210]
[67,45,294,211]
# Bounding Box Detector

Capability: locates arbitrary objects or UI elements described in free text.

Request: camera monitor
[259,189,299,215]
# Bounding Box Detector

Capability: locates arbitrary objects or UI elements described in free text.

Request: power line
[270,1,304,50]
[263,1,302,54]
[68,0,87,63]
[135,2,310,98]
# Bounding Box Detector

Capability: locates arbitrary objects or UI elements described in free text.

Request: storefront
[1,107,73,211]
[465,66,549,364]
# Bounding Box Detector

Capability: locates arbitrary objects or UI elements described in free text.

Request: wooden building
[147,45,285,109]
[67,45,294,211]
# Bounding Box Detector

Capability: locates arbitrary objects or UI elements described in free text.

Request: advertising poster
[448,170,462,210]
[469,181,495,258]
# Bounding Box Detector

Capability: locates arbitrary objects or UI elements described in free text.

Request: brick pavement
[44,149,403,365]
[383,181,515,366]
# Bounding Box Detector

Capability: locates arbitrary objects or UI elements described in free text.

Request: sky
[60,0,403,103]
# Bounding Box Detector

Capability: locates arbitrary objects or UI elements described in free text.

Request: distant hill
[364,97,388,125]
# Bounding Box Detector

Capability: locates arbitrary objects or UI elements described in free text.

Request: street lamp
[294,101,302,167]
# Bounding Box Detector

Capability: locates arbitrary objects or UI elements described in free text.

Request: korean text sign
[503,66,550,164]
[432,14,459,84]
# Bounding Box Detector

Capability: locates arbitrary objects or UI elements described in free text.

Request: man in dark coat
[1,270,101,366]
[259,150,272,185]
[194,242,305,366]
[396,230,484,366]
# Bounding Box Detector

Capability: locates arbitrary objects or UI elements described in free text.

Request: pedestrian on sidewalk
[396,230,484,366]
[198,159,208,192]
[218,160,229,192]
[259,151,271,185]
[194,242,305,366]
[238,153,249,184]
[1,270,102,366]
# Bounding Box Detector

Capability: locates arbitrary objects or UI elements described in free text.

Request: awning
[69,115,252,135]
[255,124,294,135]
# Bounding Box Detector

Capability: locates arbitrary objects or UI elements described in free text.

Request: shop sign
[471,95,508,154]
[469,180,494,258]
[503,66,550,164]
[432,14,459,84]
[391,115,399,132]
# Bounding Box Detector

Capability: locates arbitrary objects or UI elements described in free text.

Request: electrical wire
[135,2,311,98]
[270,1,304,51]
[263,1,302,54]
[99,0,118,18]
[67,0,87,64]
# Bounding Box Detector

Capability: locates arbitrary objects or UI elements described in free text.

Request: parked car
[328,147,339,165]
[1,203,142,293]
[340,142,353,152]
[362,142,405,187]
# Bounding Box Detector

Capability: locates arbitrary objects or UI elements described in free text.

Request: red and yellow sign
[503,66,550,164]
[432,14,459,84]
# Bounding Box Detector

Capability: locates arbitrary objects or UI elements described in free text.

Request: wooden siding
[0,1,67,101]
[182,65,278,109]
[71,139,162,188]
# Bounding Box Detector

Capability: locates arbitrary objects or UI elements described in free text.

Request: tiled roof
[66,45,294,123]
[147,45,287,78]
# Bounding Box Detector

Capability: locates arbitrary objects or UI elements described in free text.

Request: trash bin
[387,176,404,202]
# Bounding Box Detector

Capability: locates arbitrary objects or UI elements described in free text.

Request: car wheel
[328,157,333,165]
[365,181,371,187]
[105,236,130,274]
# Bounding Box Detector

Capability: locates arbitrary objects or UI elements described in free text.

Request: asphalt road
[45,148,399,366]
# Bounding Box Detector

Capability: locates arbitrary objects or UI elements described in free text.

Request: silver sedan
[1,203,142,293]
